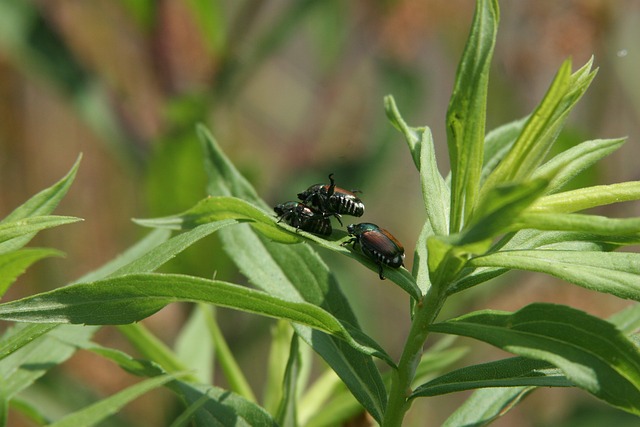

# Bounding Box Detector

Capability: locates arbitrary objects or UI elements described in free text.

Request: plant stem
[382,286,445,426]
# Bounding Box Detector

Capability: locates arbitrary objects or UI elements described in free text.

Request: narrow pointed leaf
[529,181,640,213]
[175,304,214,384]
[442,387,533,427]
[0,155,81,252]
[113,220,238,276]
[0,323,58,360]
[447,0,499,232]
[385,96,449,236]
[264,321,295,413]
[0,248,63,297]
[513,213,640,245]
[384,94,424,165]
[205,308,256,402]
[137,195,420,299]
[481,59,596,196]
[83,344,165,378]
[275,334,300,427]
[532,138,626,194]
[419,127,450,236]
[469,250,640,300]
[430,303,640,415]
[1,155,81,223]
[71,228,171,284]
[456,179,547,246]
[134,195,298,244]
[0,273,392,365]
[171,382,278,426]
[413,221,435,295]
[49,374,181,427]
[0,216,82,246]
[411,357,571,398]
[481,116,528,183]
[0,324,96,399]
[609,304,640,334]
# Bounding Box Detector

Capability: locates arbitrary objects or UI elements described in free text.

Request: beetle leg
[377,263,386,280]
[333,213,343,226]
[341,237,357,247]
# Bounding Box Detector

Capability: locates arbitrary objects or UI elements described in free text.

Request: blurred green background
[1,1,639,426]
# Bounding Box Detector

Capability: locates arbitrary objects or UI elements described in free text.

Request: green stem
[204,306,257,402]
[382,287,446,426]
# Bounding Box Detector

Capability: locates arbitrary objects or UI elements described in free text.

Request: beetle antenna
[327,173,336,196]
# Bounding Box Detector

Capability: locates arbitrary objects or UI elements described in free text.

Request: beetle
[297,173,364,225]
[342,222,405,280]
[274,201,332,236]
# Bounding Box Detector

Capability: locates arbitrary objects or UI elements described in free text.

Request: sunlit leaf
[469,250,640,301]
[0,273,392,366]
[197,126,389,422]
[431,303,640,415]
[529,181,640,213]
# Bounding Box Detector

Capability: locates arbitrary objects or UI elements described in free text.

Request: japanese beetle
[342,222,404,280]
[274,201,332,236]
[297,173,364,225]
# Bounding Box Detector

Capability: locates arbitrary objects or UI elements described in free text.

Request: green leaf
[264,322,294,414]
[116,323,193,380]
[48,374,180,427]
[446,0,499,233]
[0,324,96,399]
[456,179,548,246]
[134,195,298,243]
[0,323,58,360]
[413,221,435,295]
[513,213,640,245]
[411,357,571,399]
[410,345,470,388]
[139,195,421,298]
[532,138,626,194]
[481,58,597,197]
[8,397,50,426]
[447,223,633,295]
[84,344,165,378]
[175,304,214,384]
[197,126,389,422]
[385,96,449,236]
[275,334,300,427]
[442,387,533,427]
[0,273,392,365]
[1,154,80,223]
[384,94,424,165]
[481,116,528,183]
[0,248,63,297]
[430,303,640,415]
[198,125,266,207]
[469,250,640,301]
[529,181,640,213]
[0,216,82,248]
[171,382,278,427]
[114,220,237,276]
[609,303,640,334]
[71,228,171,284]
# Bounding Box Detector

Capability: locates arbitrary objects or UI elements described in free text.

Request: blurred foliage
[0,0,639,425]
